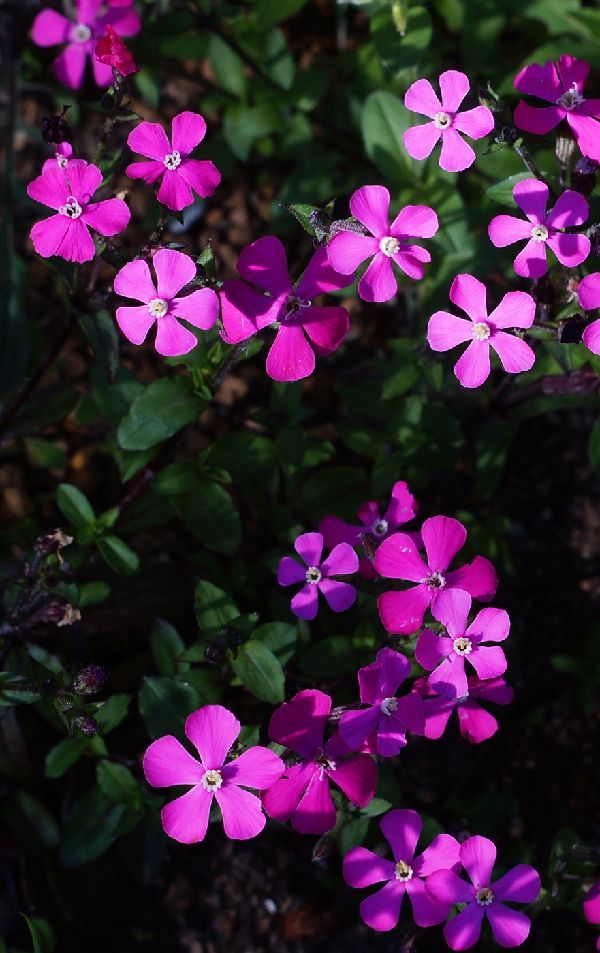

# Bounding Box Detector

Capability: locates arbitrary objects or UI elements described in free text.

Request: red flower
[94,24,137,77]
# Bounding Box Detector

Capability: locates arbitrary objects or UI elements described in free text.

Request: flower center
[557,83,585,110]
[305,566,322,584]
[201,768,223,791]
[148,298,169,318]
[395,860,414,882]
[425,570,446,590]
[530,224,549,243]
[379,236,400,257]
[58,196,82,219]
[434,111,452,129]
[72,23,92,43]
[315,752,336,780]
[163,150,182,170]
[56,153,68,169]
[472,321,491,341]
[453,636,473,656]
[475,886,494,906]
[283,294,312,320]
[380,696,398,716]
[372,518,389,537]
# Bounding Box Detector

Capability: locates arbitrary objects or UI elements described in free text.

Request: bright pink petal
[431,587,471,635]
[30,215,71,259]
[115,305,155,345]
[154,313,197,356]
[440,70,470,112]
[467,607,510,643]
[237,236,291,296]
[449,273,488,320]
[558,55,589,91]
[143,735,204,787]
[114,258,156,302]
[321,541,358,576]
[377,647,411,696]
[215,784,266,840]
[153,248,196,298]
[380,808,421,863]
[428,311,474,352]
[453,106,494,139]
[455,340,491,388]
[578,273,600,311]
[422,695,455,739]
[103,5,141,36]
[78,0,103,24]
[185,704,240,770]
[290,582,319,620]
[513,60,562,101]
[82,197,130,237]
[429,654,468,699]
[27,166,69,211]
[460,835,496,887]
[514,238,548,278]
[293,771,337,834]
[178,159,221,198]
[327,232,378,275]
[330,754,376,807]
[427,869,475,905]
[493,866,541,904]
[296,246,350,297]
[378,586,432,635]
[269,689,330,758]
[343,847,395,888]
[567,112,600,162]
[488,215,531,248]
[128,121,171,161]
[358,661,385,705]
[514,101,564,135]
[125,159,165,183]
[31,9,71,45]
[584,883,600,924]
[221,746,283,789]
[65,162,102,204]
[457,698,499,743]
[301,306,349,356]
[416,630,452,671]
[403,122,442,161]
[394,245,430,280]
[267,325,315,382]
[360,881,405,932]
[385,481,418,526]
[294,531,323,567]
[172,288,219,331]
[444,903,485,951]
[374,532,429,581]
[91,56,115,88]
[513,178,548,224]
[469,645,507,681]
[486,904,531,948]
[340,707,380,751]
[157,169,194,211]
[545,189,589,228]
[262,762,314,821]
[583,319,600,355]
[546,232,590,268]
[219,279,279,344]
[54,45,87,90]
[318,578,357,613]
[422,515,466,573]
[439,129,476,173]
[170,111,206,155]
[415,833,461,877]
[404,78,442,118]
[489,291,536,329]
[407,876,450,927]
[49,218,95,263]
[277,555,306,587]
[358,252,397,302]
[491,332,536,375]
[391,205,439,239]
[446,555,497,600]
[350,185,390,238]
[161,785,212,844]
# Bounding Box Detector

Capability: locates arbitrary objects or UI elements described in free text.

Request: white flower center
[305,566,322,584]
[372,518,389,537]
[148,297,169,318]
[453,636,473,656]
[472,321,491,341]
[164,150,182,170]
[557,84,585,110]
[395,860,414,882]
[56,154,68,169]
[380,697,398,716]
[475,887,494,906]
[434,111,452,129]
[72,23,92,43]
[58,196,82,219]
[284,294,312,319]
[425,570,446,590]
[530,224,549,242]
[379,236,400,257]
[201,768,223,791]
[316,754,336,780]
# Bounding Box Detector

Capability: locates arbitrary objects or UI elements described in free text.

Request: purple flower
[403,70,494,172]
[514,55,600,162]
[374,515,498,635]
[416,675,514,744]
[578,272,600,356]
[277,532,358,621]
[427,274,536,389]
[344,808,461,932]
[143,704,284,843]
[488,178,590,278]
[263,690,377,835]
[427,835,541,949]
[326,185,438,303]
[31,0,140,90]
[220,237,350,382]
[416,589,509,698]
[339,648,425,757]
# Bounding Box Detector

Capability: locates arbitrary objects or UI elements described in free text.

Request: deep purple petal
[290,582,319,620]
[266,325,315,382]
[277,556,306,587]
[492,865,541,904]
[330,754,377,808]
[486,904,532,948]
[380,808,422,863]
[343,847,396,888]
[360,881,405,932]
[460,835,497,888]
[444,903,485,951]
[319,578,357,613]
[292,771,337,834]
[268,689,330,758]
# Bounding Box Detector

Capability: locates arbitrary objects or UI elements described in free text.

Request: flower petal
[277,555,306,586]
[439,129,476,172]
[172,288,219,330]
[296,246,350,297]
[513,59,562,101]
[114,258,156,302]
[403,122,442,160]
[416,630,452,671]
[427,869,475,905]
[469,676,513,705]
[350,185,390,238]
[430,654,468,699]
[545,189,589,228]
[578,272,600,311]
[161,785,212,844]
[237,236,291,296]
[221,746,283,789]
[125,159,165,183]
[486,904,532,948]
[153,248,196,298]
[128,121,171,161]
[178,158,221,198]
[377,646,411,697]
[32,9,71,45]
[157,169,194,211]
[444,903,485,951]
[115,305,155,345]
[404,78,442,118]
[360,881,405,932]
[460,835,496,888]
[358,660,385,705]
[489,291,536,329]
[170,111,206,155]
[374,532,429,581]
[268,689,330,759]
[488,215,532,248]
[446,555,498,600]
[54,45,87,90]
[143,735,204,787]
[513,178,549,223]
[407,876,450,927]
[454,340,491,388]
[469,645,507,681]
[81,197,130,237]
[330,754,377,807]
[30,215,71,259]
[358,253,397,302]
[319,578,357,613]
[491,332,536,375]
[583,318,600,355]
[340,706,380,751]
[154,313,197,356]
[27,166,70,211]
[431,587,471,635]
[293,771,337,835]
[457,698,499,743]
[566,112,600,162]
[440,69,470,112]
[215,785,266,840]
[321,541,359,577]
[290,582,319,620]
[294,531,323,567]
[513,238,548,278]
[428,311,474,352]
[219,279,279,344]
[449,273,488,320]
[378,585,432,635]
[493,865,541,904]
[262,762,314,822]
[514,101,563,135]
[453,106,494,139]
[467,607,511,643]
[343,847,396,888]
[380,808,422,863]
[391,205,439,239]
[394,245,430,280]
[422,515,467,573]
[266,325,315,381]
[415,833,461,877]
[301,306,349,356]
[327,232,378,275]
[546,232,590,268]
[185,704,240,770]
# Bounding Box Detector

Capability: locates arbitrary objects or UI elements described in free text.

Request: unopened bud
[499,126,518,145]
[532,274,555,308]
[330,217,367,238]
[571,157,599,197]
[28,598,79,627]
[359,532,378,562]
[556,133,577,167]
[478,82,502,114]
[41,110,71,144]
[72,665,108,696]
[312,830,336,863]
[558,315,585,344]
[72,715,98,736]
[204,635,228,665]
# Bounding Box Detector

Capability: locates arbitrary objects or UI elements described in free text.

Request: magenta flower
[126,112,221,212]
[403,70,494,172]
[27,161,130,263]
[221,238,350,382]
[427,835,541,950]
[340,648,424,756]
[584,881,600,951]
[514,55,600,162]
[343,809,461,931]
[263,690,377,835]
[416,589,509,699]
[374,515,498,636]
[578,272,600,356]
[31,0,140,90]
[277,532,358,621]
[113,249,218,356]
[326,185,438,302]
[428,274,536,389]
[416,675,514,744]
[488,179,590,278]
[143,704,284,844]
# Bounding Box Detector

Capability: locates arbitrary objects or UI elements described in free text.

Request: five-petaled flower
[488,178,590,278]
[403,70,495,172]
[427,274,536,389]
[126,111,221,212]
[113,248,219,356]
[143,704,284,843]
[31,0,140,90]
[577,272,600,356]
[416,675,514,744]
[326,185,438,302]
[263,689,377,835]
[27,161,130,263]
[374,515,498,635]
[343,808,461,931]
[426,835,541,949]
[584,881,600,952]
[514,55,600,162]
[220,237,350,382]
[277,531,358,621]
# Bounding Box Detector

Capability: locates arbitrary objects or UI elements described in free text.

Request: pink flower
[514,55,600,162]
[220,237,350,382]
[416,675,514,744]
[27,161,130,263]
[143,704,284,843]
[488,179,590,278]
[263,689,377,835]
[416,589,509,698]
[374,515,498,635]
[31,0,140,90]
[277,532,358,621]
[326,185,438,302]
[427,835,541,950]
[339,648,424,757]
[126,112,221,212]
[403,70,494,172]
[584,882,600,950]
[428,274,536,389]
[343,808,461,931]
[95,23,138,76]
[113,249,219,356]
[319,480,419,579]
[43,142,74,174]
[577,272,600,355]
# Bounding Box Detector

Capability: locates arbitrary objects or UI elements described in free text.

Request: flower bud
[71,665,108,696]
[556,132,577,167]
[41,111,71,145]
[27,598,80,627]
[558,315,585,344]
[72,715,98,736]
[571,157,599,196]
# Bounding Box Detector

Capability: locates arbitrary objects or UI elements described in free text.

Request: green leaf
[95,693,131,733]
[486,172,532,207]
[194,579,239,632]
[151,619,187,677]
[0,673,41,706]
[78,309,119,382]
[301,466,367,522]
[264,29,295,89]
[59,788,126,868]
[207,35,246,97]
[253,622,297,665]
[117,377,205,451]
[22,915,56,953]
[45,737,88,778]
[138,676,201,738]
[298,636,363,678]
[230,640,285,704]
[371,5,432,73]
[171,480,241,555]
[56,483,95,530]
[362,90,418,184]
[14,790,59,849]
[96,761,141,805]
[223,104,278,161]
[25,437,67,469]
[96,534,139,575]
[256,0,309,25]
